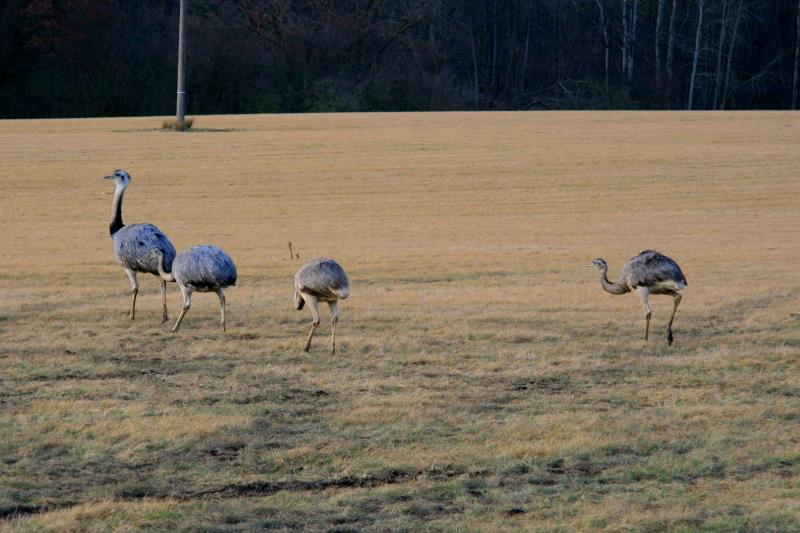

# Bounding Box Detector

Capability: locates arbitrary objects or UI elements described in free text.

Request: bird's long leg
[217,288,226,332]
[328,300,339,355]
[637,287,652,342]
[125,269,139,320]
[667,291,682,346]
[160,279,169,323]
[302,294,320,352]
[172,285,193,333]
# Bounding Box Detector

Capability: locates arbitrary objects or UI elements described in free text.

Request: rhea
[153,246,237,332]
[105,169,176,322]
[589,250,687,345]
[294,258,350,354]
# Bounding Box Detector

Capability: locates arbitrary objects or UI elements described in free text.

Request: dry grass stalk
[161,117,194,130]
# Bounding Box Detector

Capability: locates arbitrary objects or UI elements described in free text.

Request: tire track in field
[0,465,467,521]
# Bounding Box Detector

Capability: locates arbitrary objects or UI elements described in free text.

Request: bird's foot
[303,345,311,353]
[667,330,674,346]
[162,315,169,324]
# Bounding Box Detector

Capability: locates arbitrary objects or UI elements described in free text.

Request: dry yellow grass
[0,111,798,531]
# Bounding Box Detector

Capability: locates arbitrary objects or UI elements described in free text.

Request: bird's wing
[626,251,686,288]
[114,224,175,274]
[297,260,349,298]
[177,247,237,289]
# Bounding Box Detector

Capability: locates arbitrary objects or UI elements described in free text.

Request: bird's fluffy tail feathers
[334,285,350,299]
[152,250,176,282]
[157,270,176,283]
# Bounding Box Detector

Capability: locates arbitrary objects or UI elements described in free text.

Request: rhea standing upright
[105,170,176,322]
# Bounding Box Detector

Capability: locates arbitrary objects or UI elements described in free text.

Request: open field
[0,111,799,531]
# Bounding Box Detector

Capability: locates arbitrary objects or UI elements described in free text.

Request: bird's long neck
[156,253,175,282]
[600,265,629,295]
[109,184,126,236]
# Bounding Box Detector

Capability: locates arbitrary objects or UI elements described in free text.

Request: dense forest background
[1,0,799,118]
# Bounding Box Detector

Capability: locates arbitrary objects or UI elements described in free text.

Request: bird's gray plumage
[105,169,176,322]
[294,258,350,309]
[172,245,237,292]
[114,223,175,274]
[154,245,237,333]
[294,258,349,354]
[590,250,686,345]
[617,250,687,293]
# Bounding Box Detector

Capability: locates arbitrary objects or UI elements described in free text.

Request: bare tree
[655,0,666,92]
[519,4,532,94]
[713,0,729,109]
[470,27,480,109]
[490,0,498,94]
[3,0,799,116]
[622,0,630,89]
[688,0,706,110]
[622,1,628,86]
[666,0,678,100]
[622,0,639,89]
[595,0,610,96]
[721,0,744,109]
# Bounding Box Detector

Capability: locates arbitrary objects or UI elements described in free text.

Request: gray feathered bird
[154,245,237,332]
[294,258,350,354]
[589,250,687,345]
[105,169,176,322]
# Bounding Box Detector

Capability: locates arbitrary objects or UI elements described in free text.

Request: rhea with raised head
[153,245,237,332]
[294,258,350,354]
[589,250,687,345]
[105,169,176,322]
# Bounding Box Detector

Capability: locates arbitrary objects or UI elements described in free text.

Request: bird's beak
[103,175,114,180]
[585,263,594,267]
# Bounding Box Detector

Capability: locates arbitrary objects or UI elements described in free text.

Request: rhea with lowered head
[153,246,237,332]
[294,258,350,354]
[105,169,176,322]
[589,250,687,345]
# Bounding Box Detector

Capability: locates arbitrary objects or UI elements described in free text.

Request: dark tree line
[1,0,799,118]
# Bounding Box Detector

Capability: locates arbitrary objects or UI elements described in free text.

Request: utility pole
[176,0,187,129]
[793,0,800,109]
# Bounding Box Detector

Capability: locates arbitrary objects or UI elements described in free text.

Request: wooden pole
[792,0,800,109]
[176,0,187,130]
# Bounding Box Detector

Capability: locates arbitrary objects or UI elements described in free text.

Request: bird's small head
[293,287,305,310]
[588,258,607,270]
[103,169,131,189]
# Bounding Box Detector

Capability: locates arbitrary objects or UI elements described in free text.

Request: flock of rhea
[106,169,349,354]
[106,169,687,351]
